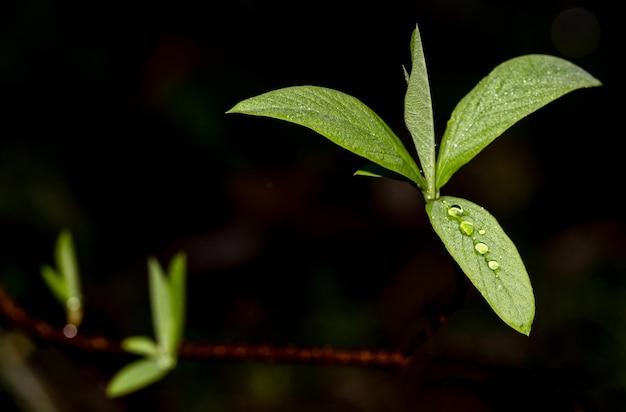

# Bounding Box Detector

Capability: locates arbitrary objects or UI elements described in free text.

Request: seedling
[227,24,601,335]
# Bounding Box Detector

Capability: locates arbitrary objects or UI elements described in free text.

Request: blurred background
[0,0,623,410]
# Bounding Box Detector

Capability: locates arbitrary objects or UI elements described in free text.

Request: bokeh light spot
[551,8,601,58]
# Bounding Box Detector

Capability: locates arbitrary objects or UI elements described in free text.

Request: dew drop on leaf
[488,260,500,270]
[459,220,474,236]
[447,205,464,217]
[474,242,489,255]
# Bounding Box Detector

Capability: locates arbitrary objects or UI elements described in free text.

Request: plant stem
[0,285,408,368]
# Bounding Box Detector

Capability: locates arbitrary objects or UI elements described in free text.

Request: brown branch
[180,342,408,367]
[0,285,411,368]
[0,286,123,353]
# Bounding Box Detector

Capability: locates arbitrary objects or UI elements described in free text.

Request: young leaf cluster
[106,253,187,397]
[40,230,188,397]
[227,24,601,335]
[41,230,83,328]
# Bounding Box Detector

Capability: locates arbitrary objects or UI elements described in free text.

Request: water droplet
[478,229,486,235]
[474,242,489,255]
[459,220,474,236]
[488,260,500,270]
[447,204,463,217]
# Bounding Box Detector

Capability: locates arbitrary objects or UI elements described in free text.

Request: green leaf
[226,86,425,188]
[147,257,174,353]
[121,336,159,357]
[404,24,436,200]
[167,252,186,352]
[40,230,83,326]
[435,54,602,190]
[40,265,67,303]
[354,163,412,182]
[106,358,170,398]
[56,230,81,304]
[426,196,534,335]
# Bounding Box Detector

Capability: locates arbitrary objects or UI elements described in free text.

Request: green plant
[40,231,188,397]
[27,24,601,399]
[227,24,601,335]
[105,252,187,397]
[40,230,83,329]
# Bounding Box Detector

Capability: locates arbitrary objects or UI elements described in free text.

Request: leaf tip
[519,323,532,336]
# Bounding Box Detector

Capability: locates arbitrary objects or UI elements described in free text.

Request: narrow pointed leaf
[55,230,82,312]
[227,86,425,188]
[121,336,159,357]
[106,358,170,398]
[147,257,174,353]
[40,265,67,303]
[435,54,602,190]
[354,163,412,182]
[167,252,186,352]
[404,25,436,199]
[426,196,534,335]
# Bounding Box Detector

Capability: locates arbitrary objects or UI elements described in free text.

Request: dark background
[0,0,623,410]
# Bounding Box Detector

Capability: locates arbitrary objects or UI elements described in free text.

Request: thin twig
[0,285,410,368]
